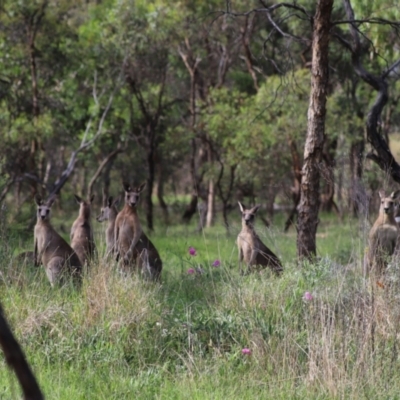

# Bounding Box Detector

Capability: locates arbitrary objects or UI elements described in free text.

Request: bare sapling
[70,194,96,266]
[237,202,283,275]
[34,195,82,286]
[96,194,120,257]
[367,190,400,278]
[114,182,162,280]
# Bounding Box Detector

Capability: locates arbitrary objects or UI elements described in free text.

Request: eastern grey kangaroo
[114,183,162,280]
[96,194,120,258]
[367,190,400,278]
[237,202,283,274]
[70,194,96,266]
[34,195,82,286]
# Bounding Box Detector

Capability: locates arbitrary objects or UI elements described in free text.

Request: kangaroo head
[97,196,119,222]
[123,182,146,208]
[35,195,56,221]
[238,202,260,226]
[74,194,94,205]
[379,190,400,215]
[74,194,94,217]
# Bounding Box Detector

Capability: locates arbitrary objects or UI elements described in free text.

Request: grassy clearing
[1,212,400,399]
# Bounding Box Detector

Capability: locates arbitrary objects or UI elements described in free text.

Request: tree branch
[342,0,400,183]
[87,146,123,198]
[0,303,44,400]
[48,80,118,198]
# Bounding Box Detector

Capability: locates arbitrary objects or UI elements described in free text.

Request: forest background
[1,0,400,399]
[1,0,399,236]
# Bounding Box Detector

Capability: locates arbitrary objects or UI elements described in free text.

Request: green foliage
[0,0,399,226]
[351,0,400,58]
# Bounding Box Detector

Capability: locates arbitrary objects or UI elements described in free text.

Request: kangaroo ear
[391,190,400,200]
[74,194,82,204]
[90,194,95,203]
[138,182,146,193]
[34,195,43,206]
[47,195,57,207]
[107,196,114,207]
[123,182,131,192]
[252,204,261,214]
[379,190,386,200]
[113,197,121,208]
[238,201,245,213]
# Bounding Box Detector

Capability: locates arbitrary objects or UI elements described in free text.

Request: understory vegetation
[2,212,400,399]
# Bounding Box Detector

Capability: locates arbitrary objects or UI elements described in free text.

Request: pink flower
[242,348,252,355]
[188,247,197,256]
[187,268,195,274]
[212,259,220,267]
[303,291,313,301]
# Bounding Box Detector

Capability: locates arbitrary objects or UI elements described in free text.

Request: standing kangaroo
[367,190,400,277]
[70,194,96,266]
[34,195,82,286]
[237,202,283,274]
[96,194,120,257]
[114,182,162,280]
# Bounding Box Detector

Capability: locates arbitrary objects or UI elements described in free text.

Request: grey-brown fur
[70,194,96,265]
[34,195,82,286]
[237,202,283,274]
[96,195,120,257]
[114,182,162,280]
[367,190,400,277]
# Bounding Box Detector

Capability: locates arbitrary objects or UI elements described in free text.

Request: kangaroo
[114,182,162,280]
[237,202,283,275]
[367,190,400,278]
[34,195,82,286]
[96,194,120,257]
[70,194,96,266]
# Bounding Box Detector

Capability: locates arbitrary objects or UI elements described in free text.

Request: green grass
[2,211,400,399]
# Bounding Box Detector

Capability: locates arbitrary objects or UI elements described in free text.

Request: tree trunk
[179,46,201,224]
[320,138,339,213]
[349,138,366,216]
[197,200,207,232]
[284,138,302,233]
[297,0,333,261]
[156,158,169,225]
[215,163,236,233]
[182,139,206,224]
[145,148,155,231]
[206,178,215,228]
[182,194,198,223]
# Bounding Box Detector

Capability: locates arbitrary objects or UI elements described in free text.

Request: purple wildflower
[188,247,197,256]
[212,259,221,267]
[303,291,313,301]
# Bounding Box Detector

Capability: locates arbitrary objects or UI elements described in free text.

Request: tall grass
[1,212,400,399]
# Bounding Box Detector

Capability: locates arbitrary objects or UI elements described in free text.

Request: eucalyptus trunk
[297,0,333,261]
